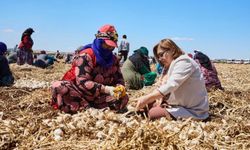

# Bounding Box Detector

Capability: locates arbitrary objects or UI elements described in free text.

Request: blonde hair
[153,38,184,65]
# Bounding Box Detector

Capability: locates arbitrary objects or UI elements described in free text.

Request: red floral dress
[51,49,128,113]
[195,60,223,91]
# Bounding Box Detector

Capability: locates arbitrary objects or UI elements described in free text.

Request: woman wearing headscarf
[0,42,14,86]
[51,24,128,114]
[193,50,223,91]
[17,28,34,65]
[121,47,157,90]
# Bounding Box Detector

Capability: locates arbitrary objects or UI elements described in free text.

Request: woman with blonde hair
[136,39,209,120]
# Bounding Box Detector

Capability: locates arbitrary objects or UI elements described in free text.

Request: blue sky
[1,0,250,59]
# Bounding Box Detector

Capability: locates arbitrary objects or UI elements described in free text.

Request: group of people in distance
[0,24,223,121]
[6,28,58,68]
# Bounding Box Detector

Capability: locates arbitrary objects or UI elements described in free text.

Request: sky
[1,0,250,59]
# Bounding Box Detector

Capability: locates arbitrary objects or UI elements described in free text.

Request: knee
[148,106,168,120]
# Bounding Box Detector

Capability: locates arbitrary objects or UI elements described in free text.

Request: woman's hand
[136,89,164,111]
[155,98,163,107]
[113,85,126,99]
[105,85,126,99]
[57,94,63,108]
[136,95,149,111]
[104,86,115,96]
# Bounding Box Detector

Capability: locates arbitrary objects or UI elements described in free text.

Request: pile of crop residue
[0,62,249,149]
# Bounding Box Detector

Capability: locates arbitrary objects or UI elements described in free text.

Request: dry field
[0,62,249,149]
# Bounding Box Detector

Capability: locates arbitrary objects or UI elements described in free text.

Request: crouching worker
[121,47,157,90]
[136,39,209,121]
[34,50,58,69]
[193,50,223,91]
[51,24,129,114]
[0,42,14,86]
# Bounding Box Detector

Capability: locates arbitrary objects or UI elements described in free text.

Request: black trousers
[119,50,128,62]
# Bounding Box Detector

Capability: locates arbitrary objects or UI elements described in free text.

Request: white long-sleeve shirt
[158,54,209,120]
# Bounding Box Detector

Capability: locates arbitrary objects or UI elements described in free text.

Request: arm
[136,89,163,110]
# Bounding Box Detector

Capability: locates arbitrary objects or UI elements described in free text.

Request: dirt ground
[0,62,249,149]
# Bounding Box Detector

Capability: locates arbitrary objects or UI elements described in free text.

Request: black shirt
[0,55,13,78]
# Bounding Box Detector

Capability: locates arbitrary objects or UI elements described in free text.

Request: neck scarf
[82,39,114,68]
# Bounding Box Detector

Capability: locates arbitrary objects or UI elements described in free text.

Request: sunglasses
[158,50,171,58]
[96,31,118,42]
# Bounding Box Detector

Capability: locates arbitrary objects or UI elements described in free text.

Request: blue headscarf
[0,42,7,55]
[81,39,114,68]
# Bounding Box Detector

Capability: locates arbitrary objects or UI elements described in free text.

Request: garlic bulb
[54,135,62,141]
[54,128,63,136]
